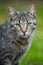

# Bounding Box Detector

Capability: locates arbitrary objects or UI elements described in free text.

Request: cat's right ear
[8,7,17,17]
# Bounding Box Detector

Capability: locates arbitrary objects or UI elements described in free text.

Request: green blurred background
[0,0,43,65]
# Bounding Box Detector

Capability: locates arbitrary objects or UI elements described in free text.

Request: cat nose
[22,27,26,32]
[22,27,27,35]
[23,27,26,32]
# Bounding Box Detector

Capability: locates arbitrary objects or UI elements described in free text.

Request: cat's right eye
[15,23,21,27]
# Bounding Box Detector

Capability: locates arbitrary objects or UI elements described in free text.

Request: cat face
[8,4,36,38]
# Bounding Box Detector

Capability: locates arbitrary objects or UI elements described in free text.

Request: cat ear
[8,7,17,17]
[28,4,36,17]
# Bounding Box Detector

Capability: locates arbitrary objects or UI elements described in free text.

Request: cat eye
[15,23,21,27]
[29,22,32,24]
[27,22,32,25]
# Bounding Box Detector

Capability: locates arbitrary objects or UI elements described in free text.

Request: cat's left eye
[27,22,32,26]
[28,22,31,25]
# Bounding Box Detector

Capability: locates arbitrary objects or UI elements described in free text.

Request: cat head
[8,4,36,38]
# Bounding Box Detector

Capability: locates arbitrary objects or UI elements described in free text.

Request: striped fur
[0,5,36,65]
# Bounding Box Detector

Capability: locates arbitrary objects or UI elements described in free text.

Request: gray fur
[0,6,36,65]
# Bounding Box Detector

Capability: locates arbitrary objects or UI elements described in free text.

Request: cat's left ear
[28,4,36,17]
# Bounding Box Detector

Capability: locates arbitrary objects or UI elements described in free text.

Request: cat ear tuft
[8,7,17,17]
[29,4,36,17]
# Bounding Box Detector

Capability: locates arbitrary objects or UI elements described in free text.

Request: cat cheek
[18,31,23,35]
[26,31,31,35]
[17,27,22,33]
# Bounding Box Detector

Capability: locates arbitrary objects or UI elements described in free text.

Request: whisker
[33,33,41,42]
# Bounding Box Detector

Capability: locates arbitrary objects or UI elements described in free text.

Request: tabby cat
[0,4,36,65]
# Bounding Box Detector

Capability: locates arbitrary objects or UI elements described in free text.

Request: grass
[0,2,43,65]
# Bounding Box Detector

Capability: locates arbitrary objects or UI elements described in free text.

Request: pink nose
[22,27,26,33]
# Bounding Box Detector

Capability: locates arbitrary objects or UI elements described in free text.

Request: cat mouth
[18,35,30,39]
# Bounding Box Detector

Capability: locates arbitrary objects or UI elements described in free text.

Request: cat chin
[17,35,30,40]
